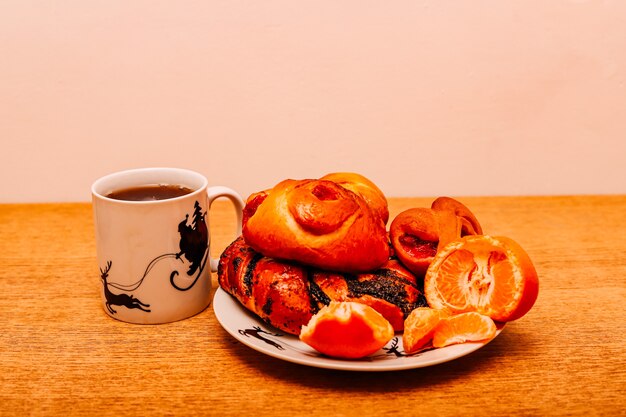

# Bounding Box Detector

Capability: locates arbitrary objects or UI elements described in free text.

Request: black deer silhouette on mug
[100,261,151,315]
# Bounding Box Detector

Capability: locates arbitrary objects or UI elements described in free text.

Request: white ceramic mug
[91,167,244,324]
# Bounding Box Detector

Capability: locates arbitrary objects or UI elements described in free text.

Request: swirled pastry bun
[320,172,389,224]
[242,178,389,272]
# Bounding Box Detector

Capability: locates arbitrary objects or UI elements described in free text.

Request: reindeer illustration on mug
[99,200,209,315]
[100,261,151,314]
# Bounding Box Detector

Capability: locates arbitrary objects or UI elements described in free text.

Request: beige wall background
[1,1,625,203]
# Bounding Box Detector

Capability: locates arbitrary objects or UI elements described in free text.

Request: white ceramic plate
[213,287,503,372]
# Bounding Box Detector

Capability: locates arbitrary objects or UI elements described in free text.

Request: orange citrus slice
[424,235,539,322]
[432,312,497,348]
[402,307,448,354]
[299,301,394,359]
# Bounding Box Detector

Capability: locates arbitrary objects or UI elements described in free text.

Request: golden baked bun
[242,178,390,272]
[320,172,389,224]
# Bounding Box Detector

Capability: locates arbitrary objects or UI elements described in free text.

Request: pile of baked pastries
[217,172,484,335]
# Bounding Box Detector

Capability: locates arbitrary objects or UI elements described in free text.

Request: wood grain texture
[1,197,624,416]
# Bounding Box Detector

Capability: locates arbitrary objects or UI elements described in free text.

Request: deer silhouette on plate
[100,261,151,314]
[238,326,285,350]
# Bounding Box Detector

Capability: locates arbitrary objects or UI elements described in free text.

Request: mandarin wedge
[424,235,539,322]
[402,307,448,354]
[299,301,394,359]
[432,312,497,348]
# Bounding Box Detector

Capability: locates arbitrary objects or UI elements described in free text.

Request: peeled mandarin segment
[487,253,518,321]
[425,235,539,322]
[402,307,447,354]
[305,313,373,351]
[299,301,394,359]
[428,248,475,312]
[432,312,497,348]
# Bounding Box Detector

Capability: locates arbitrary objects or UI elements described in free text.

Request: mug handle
[206,186,245,272]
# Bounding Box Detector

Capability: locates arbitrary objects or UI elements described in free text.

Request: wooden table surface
[1,196,625,416]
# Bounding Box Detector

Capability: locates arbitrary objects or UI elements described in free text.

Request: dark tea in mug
[106,184,194,201]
